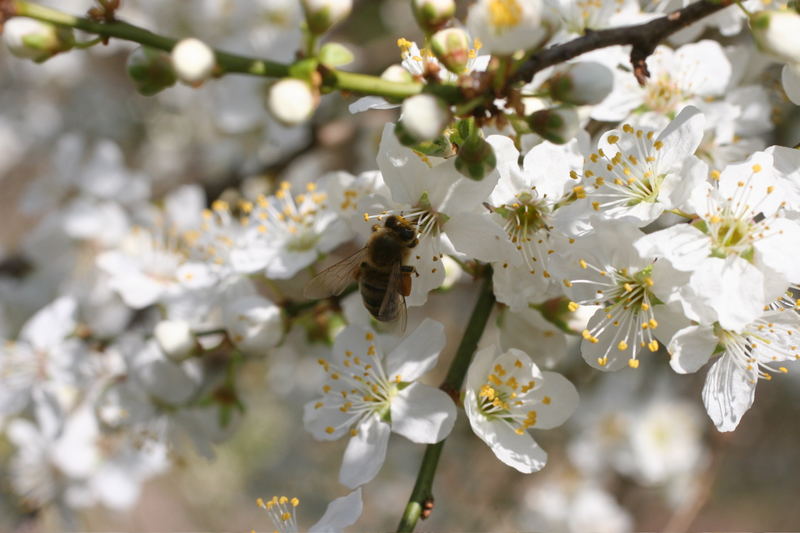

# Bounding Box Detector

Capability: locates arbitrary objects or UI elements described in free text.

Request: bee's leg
[372,224,381,232]
[400,269,413,297]
[408,238,419,248]
[400,265,419,296]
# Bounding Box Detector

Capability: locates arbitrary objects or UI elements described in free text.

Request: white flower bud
[381,64,415,84]
[751,10,800,64]
[267,78,318,126]
[430,28,471,74]
[3,17,74,63]
[154,320,196,361]
[528,106,580,144]
[171,38,216,85]
[466,0,553,55]
[302,0,353,34]
[223,296,283,355]
[412,0,456,33]
[400,94,451,142]
[547,62,613,105]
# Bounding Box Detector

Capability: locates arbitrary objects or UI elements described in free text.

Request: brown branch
[513,0,734,86]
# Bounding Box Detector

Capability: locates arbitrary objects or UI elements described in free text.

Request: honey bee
[304,215,418,329]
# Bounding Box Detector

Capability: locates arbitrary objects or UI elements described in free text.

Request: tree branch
[396,269,495,532]
[513,0,734,86]
[2,0,433,99]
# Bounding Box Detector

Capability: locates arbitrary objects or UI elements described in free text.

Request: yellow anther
[618,340,628,351]
[597,356,608,367]
[568,301,580,312]
[607,134,619,144]
[752,163,762,173]
[648,339,659,352]
[628,358,640,368]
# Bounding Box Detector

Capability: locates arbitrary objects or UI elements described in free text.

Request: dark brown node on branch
[440,383,461,404]
[630,43,654,86]
[511,0,732,88]
[421,496,435,520]
[87,0,121,44]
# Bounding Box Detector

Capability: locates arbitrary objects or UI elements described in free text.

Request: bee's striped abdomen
[360,268,399,321]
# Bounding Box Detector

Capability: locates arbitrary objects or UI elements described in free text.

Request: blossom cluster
[2,0,800,530]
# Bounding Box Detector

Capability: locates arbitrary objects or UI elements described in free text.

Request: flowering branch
[3,0,433,99]
[396,269,495,533]
[6,0,289,76]
[513,0,734,85]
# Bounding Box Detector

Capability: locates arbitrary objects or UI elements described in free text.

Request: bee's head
[385,215,417,243]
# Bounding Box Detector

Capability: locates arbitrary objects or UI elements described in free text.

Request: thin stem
[733,0,753,17]
[8,0,432,99]
[396,269,495,533]
[11,0,290,77]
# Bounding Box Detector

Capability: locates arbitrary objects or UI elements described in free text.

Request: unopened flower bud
[302,0,353,35]
[398,93,451,142]
[154,320,196,361]
[171,38,216,85]
[430,28,471,74]
[267,78,318,126]
[528,106,580,144]
[223,296,283,355]
[127,46,177,96]
[455,133,496,180]
[412,0,456,33]
[547,62,613,105]
[381,64,415,84]
[750,10,800,64]
[3,17,74,63]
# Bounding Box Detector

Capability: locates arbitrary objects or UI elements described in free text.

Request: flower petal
[668,325,716,374]
[391,382,456,443]
[384,318,445,381]
[701,355,756,432]
[465,405,548,473]
[339,416,391,488]
[527,372,579,429]
[309,489,363,533]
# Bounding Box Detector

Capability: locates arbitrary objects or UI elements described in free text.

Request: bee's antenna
[482,202,495,213]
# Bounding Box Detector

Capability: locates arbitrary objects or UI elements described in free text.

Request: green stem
[9,1,461,100]
[12,0,290,77]
[396,270,495,533]
[733,0,753,17]
[327,70,423,99]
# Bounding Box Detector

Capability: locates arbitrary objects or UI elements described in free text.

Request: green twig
[396,269,495,532]
[8,0,433,99]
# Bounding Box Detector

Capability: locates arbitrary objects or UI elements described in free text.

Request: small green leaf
[319,42,354,67]
[288,57,320,82]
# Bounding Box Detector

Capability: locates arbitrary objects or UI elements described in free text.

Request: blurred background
[2,0,800,531]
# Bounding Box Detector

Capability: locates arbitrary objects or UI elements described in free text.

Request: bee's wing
[378,262,408,332]
[303,247,368,299]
